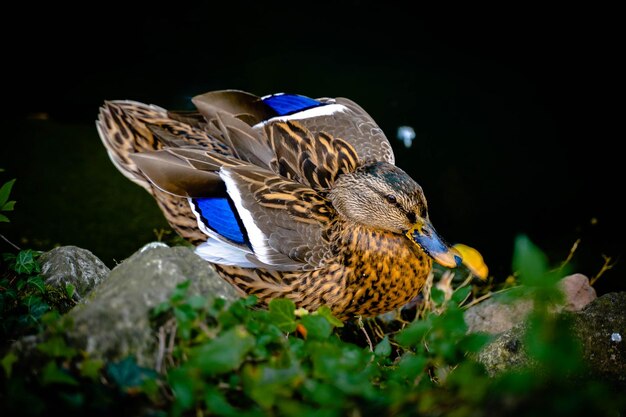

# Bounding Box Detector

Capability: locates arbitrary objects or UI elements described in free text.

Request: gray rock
[464,297,533,335]
[464,274,597,334]
[39,245,110,301]
[477,292,626,386]
[571,292,626,385]
[63,244,242,367]
[477,321,531,375]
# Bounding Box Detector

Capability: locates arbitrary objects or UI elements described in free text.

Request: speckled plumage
[96,90,461,320]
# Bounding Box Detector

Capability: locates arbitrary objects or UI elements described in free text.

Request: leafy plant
[0,249,51,341]
[0,169,16,223]
[0,235,624,417]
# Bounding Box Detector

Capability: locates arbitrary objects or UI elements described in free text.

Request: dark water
[1,4,623,294]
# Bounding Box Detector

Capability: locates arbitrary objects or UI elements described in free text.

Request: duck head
[329,161,462,268]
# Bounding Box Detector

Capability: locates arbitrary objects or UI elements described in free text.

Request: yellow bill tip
[452,243,489,280]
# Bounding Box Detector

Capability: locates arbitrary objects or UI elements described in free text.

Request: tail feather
[96,100,220,244]
[96,100,224,189]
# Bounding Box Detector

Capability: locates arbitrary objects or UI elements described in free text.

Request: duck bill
[406,222,462,268]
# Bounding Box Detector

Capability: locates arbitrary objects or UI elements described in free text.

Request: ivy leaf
[23,295,50,321]
[174,304,197,323]
[169,280,191,303]
[1,352,18,378]
[27,276,46,294]
[13,250,41,275]
[390,353,428,384]
[79,358,105,381]
[451,286,472,305]
[151,301,172,317]
[395,318,432,347]
[315,306,344,328]
[107,356,157,391]
[268,298,297,333]
[186,295,209,310]
[204,386,238,416]
[430,287,446,305]
[458,332,492,354]
[374,336,391,357]
[37,336,78,359]
[168,368,198,414]
[41,361,78,386]
[242,362,302,408]
[189,326,255,376]
[0,213,9,223]
[300,315,332,340]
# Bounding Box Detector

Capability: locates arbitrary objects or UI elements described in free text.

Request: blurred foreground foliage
[0,233,624,416]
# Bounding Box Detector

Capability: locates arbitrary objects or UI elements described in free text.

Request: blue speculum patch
[263,94,323,116]
[193,197,246,244]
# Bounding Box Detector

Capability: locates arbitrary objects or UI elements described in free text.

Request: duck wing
[190,90,396,186]
[130,147,333,271]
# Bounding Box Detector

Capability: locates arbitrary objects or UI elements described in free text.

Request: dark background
[1,3,623,294]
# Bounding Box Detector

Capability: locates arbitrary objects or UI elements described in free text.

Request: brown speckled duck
[96,90,462,320]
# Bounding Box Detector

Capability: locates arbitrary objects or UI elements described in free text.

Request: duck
[96,89,463,320]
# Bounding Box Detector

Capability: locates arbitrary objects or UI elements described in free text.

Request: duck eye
[386,194,397,204]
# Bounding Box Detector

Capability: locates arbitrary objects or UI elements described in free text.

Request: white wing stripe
[252,103,347,128]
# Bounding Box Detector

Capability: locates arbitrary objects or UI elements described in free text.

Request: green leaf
[430,287,446,305]
[451,286,472,304]
[59,392,84,409]
[0,178,16,206]
[512,234,549,285]
[65,283,75,299]
[300,315,332,340]
[457,332,492,354]
[390,353,428,383]
[79,358,105,380]
[168,368,198,413]
[186,295,209,310]
[151,301,172,317]
[204,386,238,417]
[309,343,377,396]
[13,249,41,274]
[170,280,191,303]
[301,379,341,407]
[374,336,391,357]
[189,326,255,375]
[315,306,344,328]
[1,352,18,378]
[242,362,302,408]
[107,356,157,390]
[268,298,297,333]
[174,304,197,323]
[1,200,15,211]
[23,295,50,321]
[37,336,78,359]
[0,213,9,222]
[436,305,467,336]
[27,275,46,293]
[242,294,258,307]
[41,361,79,386]
[395,318,431,347]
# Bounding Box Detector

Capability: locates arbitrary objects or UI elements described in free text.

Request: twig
[556,238,581,271]
[156,325,166,373]
[0,233,20,251]
[461,287,512,309]
[357,316,374,352]
[590,255,617,286]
